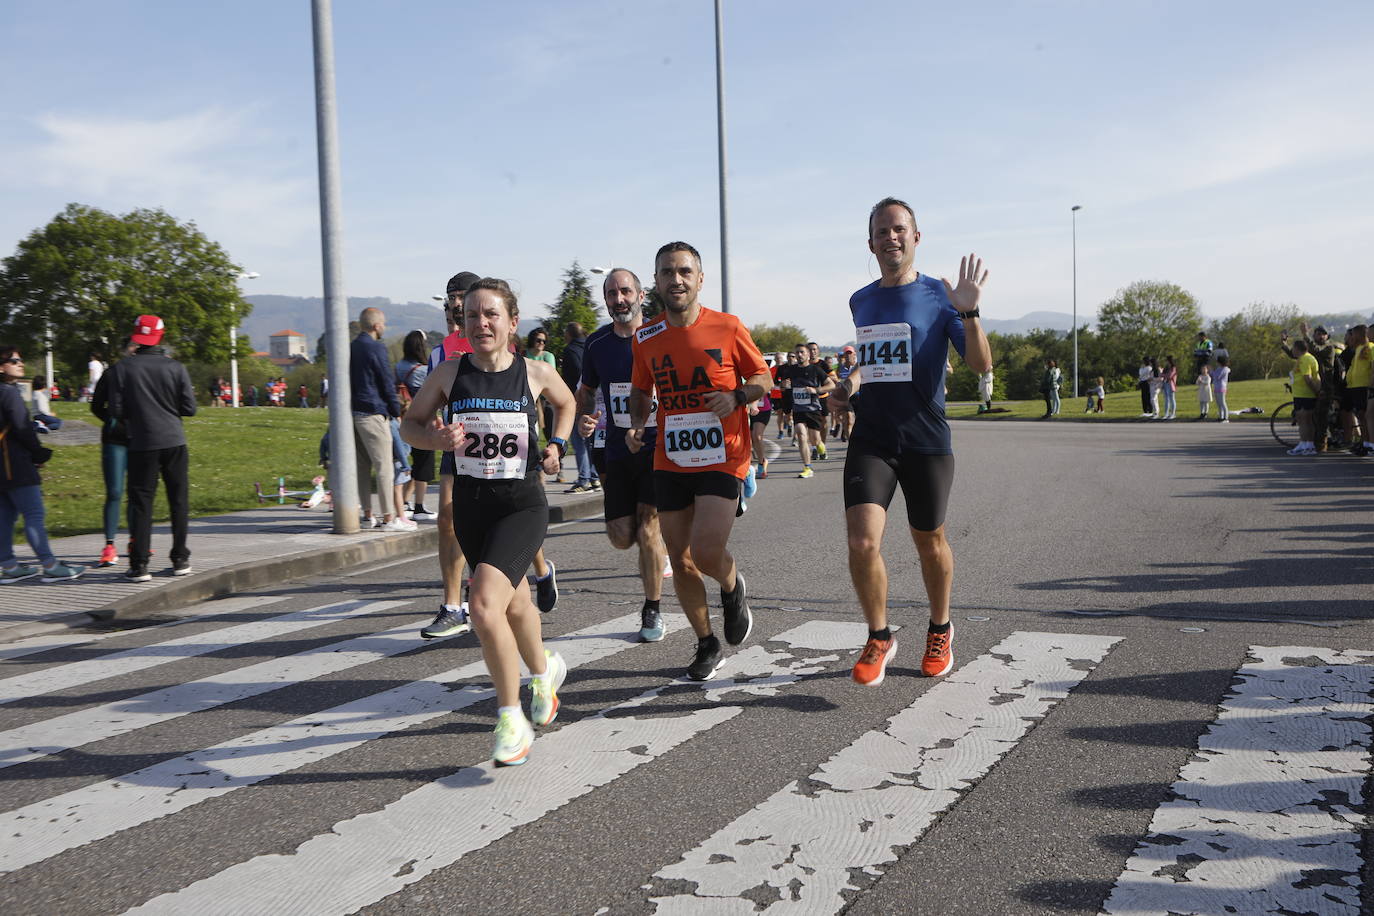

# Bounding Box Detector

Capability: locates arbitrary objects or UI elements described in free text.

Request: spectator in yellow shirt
[1288,340,1322,456]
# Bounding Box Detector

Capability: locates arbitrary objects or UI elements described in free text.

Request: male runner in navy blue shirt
[577,267,668,642]
[843,197,992,687]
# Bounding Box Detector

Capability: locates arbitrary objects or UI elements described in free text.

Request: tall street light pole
[312,0,359,534]
[1071,204,1082,398]
[714,0,732,314]
[231,271,259,407]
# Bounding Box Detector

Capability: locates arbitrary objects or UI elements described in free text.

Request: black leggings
[452,476,548,587]
[842,435,955,532]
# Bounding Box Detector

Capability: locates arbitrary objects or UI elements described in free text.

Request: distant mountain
[978,311,1077,334]
[240,295,545,352]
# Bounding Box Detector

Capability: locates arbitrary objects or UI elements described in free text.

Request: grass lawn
[41,403,329,538]
[951,377,1293,422]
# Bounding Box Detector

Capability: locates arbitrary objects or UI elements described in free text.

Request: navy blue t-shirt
[848,274,967,455]
[581,322,658,463]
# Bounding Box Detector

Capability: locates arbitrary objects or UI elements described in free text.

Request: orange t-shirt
[630,306,768,479]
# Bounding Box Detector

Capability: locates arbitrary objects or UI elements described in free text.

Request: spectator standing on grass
[1084,376,1105,413]
[87,352,105,391]
[1196,363,1213,418]
[1137,357,1154,416]
[977,367,994,414]
[1281,323,1337,452]
[1040,358,1061,418]
[320,376,329,408]
[1192,332,1214,377]
[1148,357,1164,417]
[1211,355,1231,423]
[350,307,407,530]
[0,346,85,583]
[106,315,197,581]
[297,383,309,408]
[1286,339,1322,456]
[1160,356,1178,420]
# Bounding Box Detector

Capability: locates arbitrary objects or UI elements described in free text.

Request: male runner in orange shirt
[627,241,772,680]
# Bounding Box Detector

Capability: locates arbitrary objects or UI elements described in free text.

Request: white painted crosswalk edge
[650,630,1121,914]
[0,599,381,706]
[1100,645,1374,916]
[0,612,687,873]
[0,601,411,770]
[123,631,838,915]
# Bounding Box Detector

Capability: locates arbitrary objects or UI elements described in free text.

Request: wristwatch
[548,437,567,459]
[960,308,980,319]
[733,387,749,406]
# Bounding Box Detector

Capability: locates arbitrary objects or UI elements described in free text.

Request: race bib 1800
[610,381,657,429]
[452,412,528,479]
[662,411,725,468]
[855,322,913,382]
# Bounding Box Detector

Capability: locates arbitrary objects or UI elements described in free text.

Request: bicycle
[1270,383,1355,449]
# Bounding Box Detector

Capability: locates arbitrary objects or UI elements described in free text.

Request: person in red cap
[106,314,198,581]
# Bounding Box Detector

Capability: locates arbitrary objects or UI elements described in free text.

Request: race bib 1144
[855,323,913,382]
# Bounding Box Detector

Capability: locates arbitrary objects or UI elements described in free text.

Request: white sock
[442,603,462,613]
[498,705,523,719]
[535,568,553,581]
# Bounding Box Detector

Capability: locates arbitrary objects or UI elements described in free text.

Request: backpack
[396,364,421,407]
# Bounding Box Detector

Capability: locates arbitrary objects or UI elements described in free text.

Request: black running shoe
[722,572,752,645]
[687,634,723,681]
[535,561,558,613]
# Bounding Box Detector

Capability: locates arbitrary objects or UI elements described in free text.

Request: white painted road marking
[0,612,688,873]
[650,631,1121,914]
[0,596,283,661]
[0,601,413,770]
[1101,645,1374,916]
[123,630,838,915]
[0,599,385,706]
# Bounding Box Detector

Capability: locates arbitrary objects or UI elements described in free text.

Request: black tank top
[446,354,542,482]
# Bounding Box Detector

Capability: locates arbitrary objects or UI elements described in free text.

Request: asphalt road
[2,420,1371,915]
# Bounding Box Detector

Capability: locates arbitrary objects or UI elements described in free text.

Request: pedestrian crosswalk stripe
[649,631,1121,913]
[0,599,387,707]
[123,630,838,916]
[1101,645,1374,916]
[0,611,688,874]
[0,596,283,662]
[0,601,413,771]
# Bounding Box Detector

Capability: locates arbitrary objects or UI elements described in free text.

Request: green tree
[748,322,809,355]
[1095,280,1203,378]
[0,204,248,380]
[543,261,603,360]
[643,288,665,322]
[1207,301,1304,381]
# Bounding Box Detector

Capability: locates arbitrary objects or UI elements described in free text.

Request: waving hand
[941,253,990,315]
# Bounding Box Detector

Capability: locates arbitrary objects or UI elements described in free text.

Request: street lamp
[232,271,260,407]
[1071,205,1082,398]
[714,0,732,313]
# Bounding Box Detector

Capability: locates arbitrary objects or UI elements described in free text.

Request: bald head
[359,307,386,337]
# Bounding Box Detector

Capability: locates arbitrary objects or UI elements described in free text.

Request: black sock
[643,599,660,612]
[105,540,114,546]
[869,627,892,642]
[928,621,951,634]
[699,633,717,646]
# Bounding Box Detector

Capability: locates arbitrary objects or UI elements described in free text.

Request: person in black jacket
[0,346,85,583]
[89,338,137,567]
[106,315,198,581]
[560,322,599,493]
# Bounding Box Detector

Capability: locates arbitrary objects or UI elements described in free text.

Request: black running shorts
[452,475,547,587]
[439,450,455,477]
[842,434,955,532]
[653,470,740,513]
[793,411,823,431]
[1341,388,1368,412]
[602,450,655,522]
[1294,397,1317,411]
[410,448,435,484]
[750,409,772,427]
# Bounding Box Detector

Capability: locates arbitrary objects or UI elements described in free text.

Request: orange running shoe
[922,627,953,677]
[97,544,118,567]
[852,636,897,686]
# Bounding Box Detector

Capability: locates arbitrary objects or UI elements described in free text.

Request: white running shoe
[384,516,418,532]
[529,650,567,727]
[492,710,534,767]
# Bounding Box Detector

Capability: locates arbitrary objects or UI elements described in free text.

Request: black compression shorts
[842,434,955,532]
[653,470,740,513]
[602,450,655,522]
[452,475,548,587]
[750,409,772,427]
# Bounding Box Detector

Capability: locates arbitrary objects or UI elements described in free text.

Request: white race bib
[609,382,657,429]
[452,412,529,480]
[855,323,913,382]
[663,411,726,468]
[791,388,816,410]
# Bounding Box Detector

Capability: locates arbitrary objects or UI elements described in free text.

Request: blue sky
[2,0,1371,345]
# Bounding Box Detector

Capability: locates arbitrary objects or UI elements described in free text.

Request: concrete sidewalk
[0,483,604,643]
